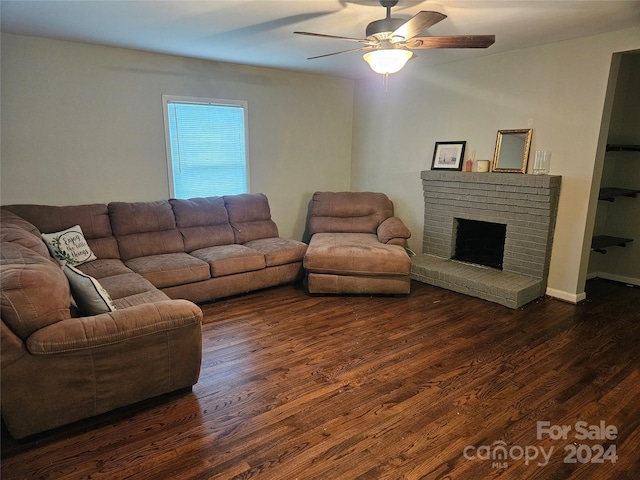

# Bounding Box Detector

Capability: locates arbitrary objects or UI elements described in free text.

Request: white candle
[477,160,490,172]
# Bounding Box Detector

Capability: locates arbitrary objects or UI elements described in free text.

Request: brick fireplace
[411,171,561,308]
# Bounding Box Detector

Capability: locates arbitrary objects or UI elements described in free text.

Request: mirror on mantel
[492,129,533,173]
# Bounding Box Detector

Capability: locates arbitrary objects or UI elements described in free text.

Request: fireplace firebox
[453,218,506,270]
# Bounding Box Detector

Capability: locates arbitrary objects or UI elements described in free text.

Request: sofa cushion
[113,289,174,309]
[91,271,172,309]
[170,197,235,251]
[125,253,210,288]
[304,233,411,276]
[42,225,98,266]
[224,193,278,244]
[98,273,160,301]
[244,237,308,267]
[0,243,71,339]
[4,203,120,259]
[63,265,117,316]
[0,211,51,258]
[2,226,50,258]
[109,201,185,261]
[308,192,395,235]
[1,209,42,237]
[191,244,266,277]
[76,259,134,279]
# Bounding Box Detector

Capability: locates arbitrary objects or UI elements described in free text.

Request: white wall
[351,27,640,300]
[0,33,355,241]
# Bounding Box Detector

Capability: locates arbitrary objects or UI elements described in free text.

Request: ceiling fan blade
[409,35,496,49]
[307,46,373,60]
[294,31,377,45]
[391,11,447,41]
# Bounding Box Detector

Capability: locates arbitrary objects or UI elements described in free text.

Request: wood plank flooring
[2,279,639,479]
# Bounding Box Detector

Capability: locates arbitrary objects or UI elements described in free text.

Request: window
[163,95,249,198]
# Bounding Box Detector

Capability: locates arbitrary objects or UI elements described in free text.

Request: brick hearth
[411,171,561,308]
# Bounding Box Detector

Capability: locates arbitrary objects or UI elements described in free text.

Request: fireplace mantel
[419,170,560,187]
[411,170,561,308]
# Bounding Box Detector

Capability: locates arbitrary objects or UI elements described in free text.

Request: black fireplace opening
[453,218,506,270]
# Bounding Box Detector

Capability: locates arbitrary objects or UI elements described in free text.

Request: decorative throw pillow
[41,225,97,266]
[63,264,117,315]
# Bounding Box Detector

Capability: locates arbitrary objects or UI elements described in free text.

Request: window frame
[162,94,250,199]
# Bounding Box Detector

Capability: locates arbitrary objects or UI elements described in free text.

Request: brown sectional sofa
[303,192,412,295]
[1,193,307,438]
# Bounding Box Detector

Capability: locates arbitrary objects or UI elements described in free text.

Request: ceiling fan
[294,0,495,75]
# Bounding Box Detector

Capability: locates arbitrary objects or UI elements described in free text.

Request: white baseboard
[545,273,639,304]
[545,288,587,304]
[595,272,640,286]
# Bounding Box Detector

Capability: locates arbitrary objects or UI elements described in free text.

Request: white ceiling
[2,0,639,79]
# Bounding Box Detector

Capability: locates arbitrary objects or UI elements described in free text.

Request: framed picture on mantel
[431,141,466,171]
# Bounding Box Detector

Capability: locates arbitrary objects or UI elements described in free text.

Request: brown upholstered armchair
[303,191,412,295]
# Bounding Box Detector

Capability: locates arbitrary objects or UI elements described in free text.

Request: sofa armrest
[26,300,202,355]
[377,216,411,245]
[1,320,28,368]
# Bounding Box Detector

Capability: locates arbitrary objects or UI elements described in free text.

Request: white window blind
[163,96,249,198]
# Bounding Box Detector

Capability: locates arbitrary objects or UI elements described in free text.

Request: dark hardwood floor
[2,279,639,479]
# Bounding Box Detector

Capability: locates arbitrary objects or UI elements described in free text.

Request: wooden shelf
[606,144,640,152]
[598,187,640,202]
[591,235,633,254]
[596,145,638,257]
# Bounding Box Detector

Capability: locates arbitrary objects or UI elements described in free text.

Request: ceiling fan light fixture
[363,48,414,75]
